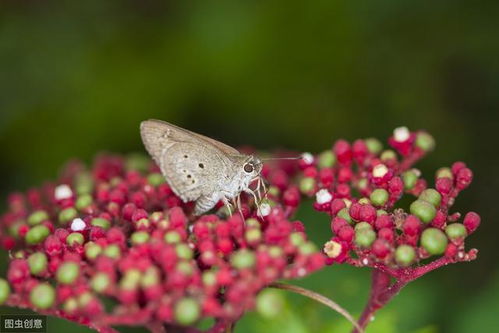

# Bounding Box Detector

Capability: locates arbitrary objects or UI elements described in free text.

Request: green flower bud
[75,194,93,210]
[354,227,376,248]
[358,197,370,205]
[28,210,49,226]
[395,245,416,267]
[103,244,121,259]
[141,267,160,288]
[56,262,80,284]
[202,271,217,286]
[59,207,77,224]
[410,200,437,224]
[268,186,280,197]
[63,298,78,313]
[299,241,318,255]
[415,132,435,152]
[318,150,336,168]
[0,279,10,305]
[370,189,389,206]
[419,188,441,207]
[355,222,372,231]
[90,217,110,230]
[125,153,150,173]
[131,231,150,245]
[268,246,283,258]
[9,221,25,238]
[136,218,150,229]
[174,298,200,326]
[402,170,418,190]
[380,150,397,161]
[164,231,181,244]
[75,172,94,195]
[245,228,262,243]
[176,261,194,276]
[299,177,316,194]
[421,228,448,255]
[25,225,50,245]
[357,178,368,190]
[120,270,141,290]
[231,249,256,269]
[176,244,193,260]
[91,273,110,293]
[66,232,84,246]
[445,223,467,240]
[30,283,55,309]
[28,252,48,275]
[289,232,306,246]
[256,289,284,318]
[365,138,383,155]
[337,207,352,224]
[13,251,25,259]
[245,218,261,228]
[77,292,93,307]
[84,242,102,260]
[147,173,165,186]
[436,167,453,179]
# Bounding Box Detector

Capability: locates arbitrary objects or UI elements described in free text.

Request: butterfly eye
[244,163,254,173]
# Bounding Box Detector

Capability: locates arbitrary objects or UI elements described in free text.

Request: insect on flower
[140,119,266,215]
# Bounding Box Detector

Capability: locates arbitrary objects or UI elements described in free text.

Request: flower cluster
[0,126,481,333]
[294,127,479,271]
[0,154,324,332]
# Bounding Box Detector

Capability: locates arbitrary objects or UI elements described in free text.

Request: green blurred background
[1,1,498,332]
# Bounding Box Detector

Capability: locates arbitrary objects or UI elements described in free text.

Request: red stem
[353,256,468,333]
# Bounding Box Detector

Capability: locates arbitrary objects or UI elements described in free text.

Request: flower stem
[353,270,408,333]
[269,282,363,333]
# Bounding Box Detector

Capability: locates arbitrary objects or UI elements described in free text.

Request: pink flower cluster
[0,154,324,332]
[0,126,482,333]
[293,127,479,270]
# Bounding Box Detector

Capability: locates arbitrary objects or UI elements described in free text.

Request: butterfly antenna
[261,156,302,161]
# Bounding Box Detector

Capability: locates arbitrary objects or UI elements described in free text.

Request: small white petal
[301,152,314,165]
[315,189,333,204]
[55,184,73,200]
[362,258,369,266]
[324,240,342,258]
[70,218,86,231]
[393,126,410,142]
[297,268,307,277]
[259,203,271,217]
[372,164,388,178]
[412,168,422,177]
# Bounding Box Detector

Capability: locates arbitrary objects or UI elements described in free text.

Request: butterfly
[140,119,265,215]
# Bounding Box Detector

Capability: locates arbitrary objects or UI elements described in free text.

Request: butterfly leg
[232,194,244,219]
[244,188,261,216]
[221,197,233,217]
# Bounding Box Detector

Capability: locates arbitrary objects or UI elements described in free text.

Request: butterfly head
[242,155,263,178]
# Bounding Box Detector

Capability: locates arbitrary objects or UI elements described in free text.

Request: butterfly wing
[140,120,235,203]
[140,119,239,165]
[160,142,229,202]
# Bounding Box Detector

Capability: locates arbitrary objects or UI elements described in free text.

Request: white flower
[301,152,314,165]
[70,218,86,231]
[324,240,342,258]
[315,189,333,204]
[55,184,73,200]
[393,126,410,142]
[259,203,271,217]
[372,164,388,178]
